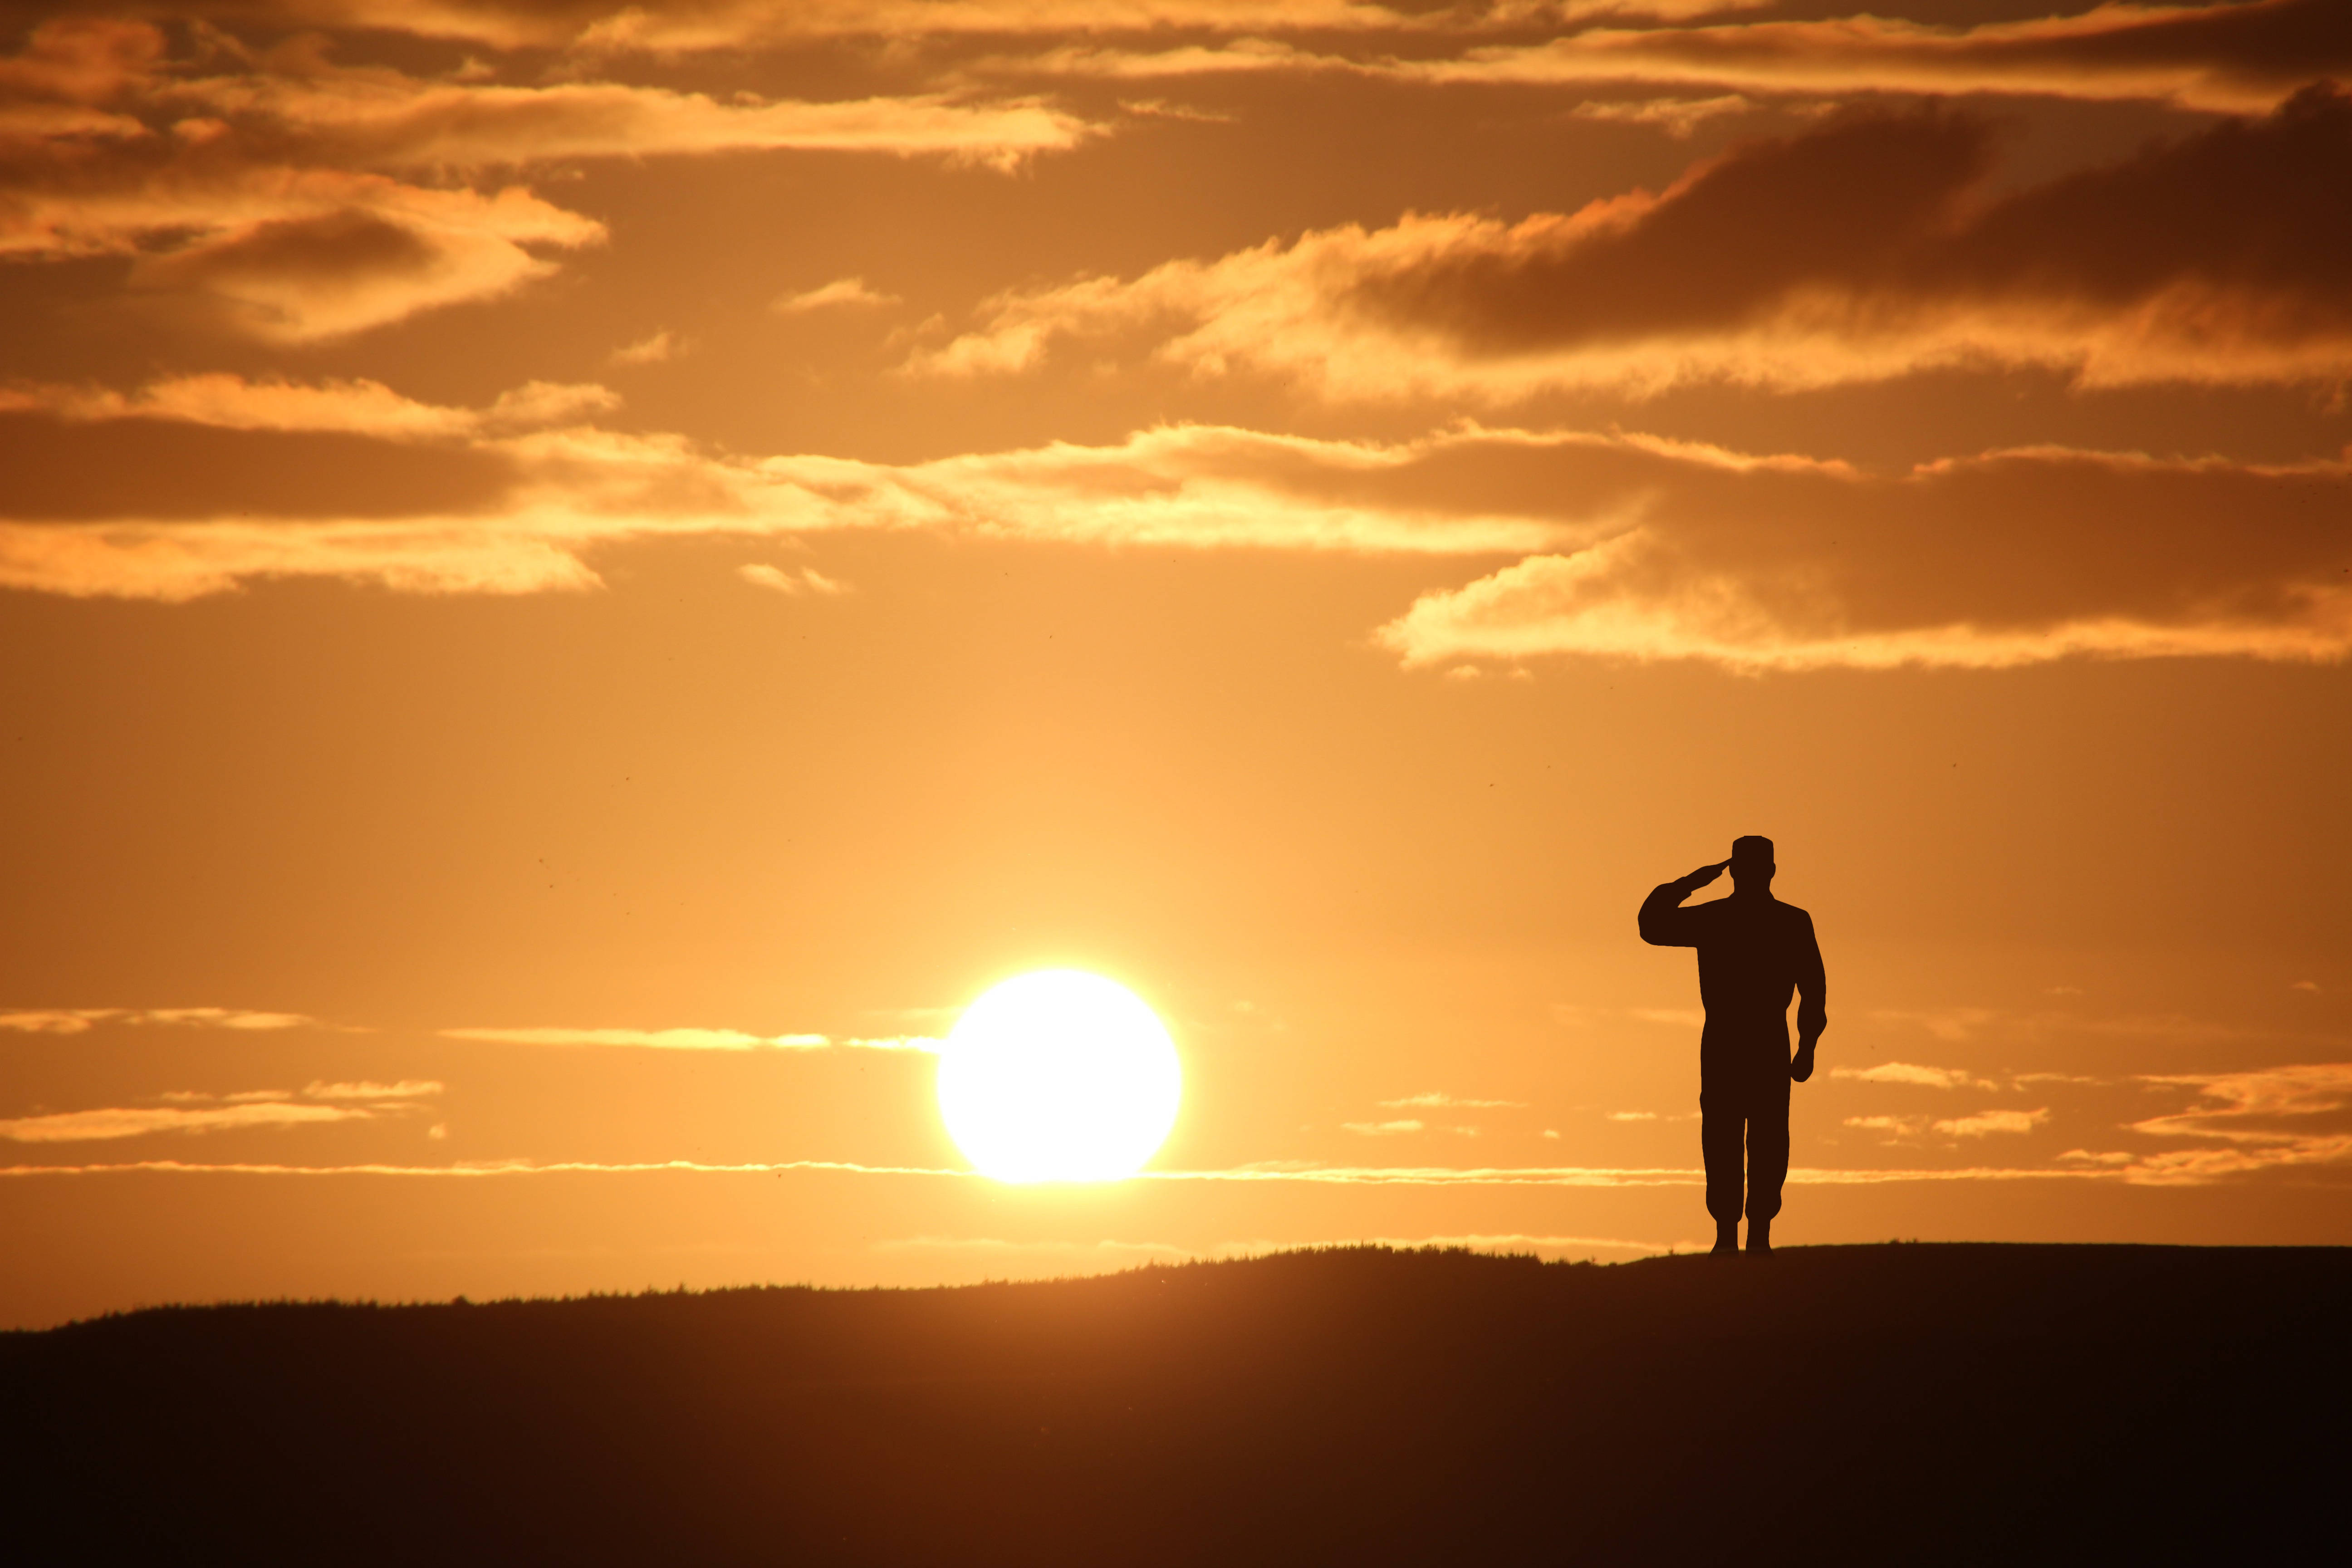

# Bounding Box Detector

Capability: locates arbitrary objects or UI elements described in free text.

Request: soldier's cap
[1730,834,1775,870]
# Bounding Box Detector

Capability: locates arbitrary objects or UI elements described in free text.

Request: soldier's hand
[1686,860,1730,888]
[1790,1044,1816,1083]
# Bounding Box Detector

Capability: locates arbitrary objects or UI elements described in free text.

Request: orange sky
[2,0,2347,1328]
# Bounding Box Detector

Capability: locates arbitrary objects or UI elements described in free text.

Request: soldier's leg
[1700,1079,1744,1249]
[1745,1062,1793,1227]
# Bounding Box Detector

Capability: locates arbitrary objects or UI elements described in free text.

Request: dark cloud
[925,84,2352,394]
[0,412,519,519]
[1377,432,2352,669]
[1356,84,2352,369]
[1396,0,2352,115]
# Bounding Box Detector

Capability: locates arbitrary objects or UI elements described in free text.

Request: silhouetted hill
[5,1244,2344,1565]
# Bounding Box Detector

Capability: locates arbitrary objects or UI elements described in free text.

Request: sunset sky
[2,0,2347,1328]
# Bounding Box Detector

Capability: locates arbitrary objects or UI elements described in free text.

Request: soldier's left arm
[1791,911,1827,1083]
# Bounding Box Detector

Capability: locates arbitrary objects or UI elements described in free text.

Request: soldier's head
[1729,835,1775,895]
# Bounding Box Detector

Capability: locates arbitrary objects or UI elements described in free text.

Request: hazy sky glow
[1,0,2346,1327]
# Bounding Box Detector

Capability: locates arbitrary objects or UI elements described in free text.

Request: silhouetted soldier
[1639,836,1826,1254]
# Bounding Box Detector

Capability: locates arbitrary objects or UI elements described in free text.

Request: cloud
[914,89,2352,397]
[0,417,1574,603]
[0,1156,972,1178]
[772,277,901,314]
[0,1006,316,1033]
[303,1079,444,1100]
[1932,1108,2050,1137]
[1626,1007,1707,1027]
[2131,1063,2352,1143]
[0,1077,441,1142]
[0,374,617,440]
[1391,0,2350,117]
[149,2,1768,54]
[609,330,684,366]
[438,1025,938,1050]
[0,1156,2118,1186]
[120,199,601,343]
[0,1101,374,1142]
[1605,1111,1658,1122]
[0,21,1089,339]
[1373,438,2352,673]
[740,563,851,596]
[1566,93,1752,137]
[9,401,2346,681]
[1343,1119,1426,1135]
[1844,1114,1927,1137]
[1833,1062,1998,1090]
[1378,1092,1526,1108]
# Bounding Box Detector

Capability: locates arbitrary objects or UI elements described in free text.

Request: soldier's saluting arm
[1638,860,1727,948]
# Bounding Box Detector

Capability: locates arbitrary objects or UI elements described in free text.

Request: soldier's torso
[1690,896,1810,1050]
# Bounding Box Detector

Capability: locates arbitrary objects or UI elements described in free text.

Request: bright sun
[936,970,1182,1183]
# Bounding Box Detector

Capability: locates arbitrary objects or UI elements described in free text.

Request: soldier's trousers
[1700,1036,1791,1225]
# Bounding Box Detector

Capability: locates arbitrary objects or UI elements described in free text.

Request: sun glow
[936,970,1182,1184]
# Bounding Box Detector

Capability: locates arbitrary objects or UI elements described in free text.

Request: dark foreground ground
[5,1244,2346,1566]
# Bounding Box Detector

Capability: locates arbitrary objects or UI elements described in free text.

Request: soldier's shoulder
[1774,898,1814,924]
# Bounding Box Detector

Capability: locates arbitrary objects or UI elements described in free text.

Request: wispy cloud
[1833,1062,1999,1091]
[0,1080,439,1144]
[1566,93,1752,137]
[0,1157,2122,1186]
[1932,1108,2050,1138]
[1021,0,2336,117]
[304,1080,445,1101]
[1387,0,2346,117]
[1377,1092,1526,1108]
[0,1102,369,1143]
[0,1156,972,1178]
[1342,1119,1426,1136]
[438,1026,938,1051]
[0,1006,317,1034]
[740,564,852,596]
[0,374,618,440]
[609,329,686,366]
[2123,1064,2352,1183]
[219,1,1768,54]
[1845,1114,1927,1137]
[772,276,902,314]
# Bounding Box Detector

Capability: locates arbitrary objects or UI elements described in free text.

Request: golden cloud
[4,402,2346,675]
[0,1005,318,1031]
[1373,438,2352,673]
[1017,0,2342,116]
[1831,1063,1999,1090]
[913,88,2352,397]
[0,20,1090,338]
[438,1025,937,1049]
[0,1101,369,1142]
[82,2,1765,55]
[1396,0,2348,116]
